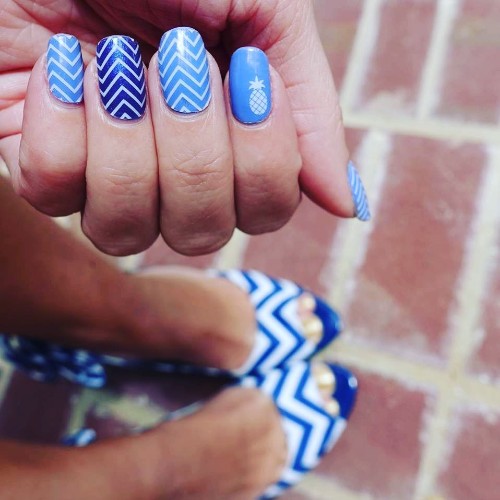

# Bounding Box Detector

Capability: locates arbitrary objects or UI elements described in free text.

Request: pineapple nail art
[230,47,272,124]
[249,76,268,116]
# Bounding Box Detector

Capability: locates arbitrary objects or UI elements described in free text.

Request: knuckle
[172,149,232,194]
[161,199,236,256]
[98,164,154,198]
[18,144,84,216]
[82,215,157,257]
[163,225,234,256]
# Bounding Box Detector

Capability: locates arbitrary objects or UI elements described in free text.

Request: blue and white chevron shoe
[242,361,357,499]
[0,270,342,386]
[0,335,105,388]
[59,362,357,499]
[219,270,343,376]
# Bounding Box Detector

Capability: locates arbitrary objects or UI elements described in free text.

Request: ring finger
[84,36,159,256]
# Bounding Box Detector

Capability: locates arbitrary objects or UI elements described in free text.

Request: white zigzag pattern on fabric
[228,270,315,376]
[159,29,210,112]
[242,363,343,498]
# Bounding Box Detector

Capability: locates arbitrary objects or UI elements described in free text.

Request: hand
[0,0,369,256]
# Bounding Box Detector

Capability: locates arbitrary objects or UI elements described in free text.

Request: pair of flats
[1,269,357,499]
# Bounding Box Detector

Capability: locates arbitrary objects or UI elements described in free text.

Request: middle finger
[148,28,235,256]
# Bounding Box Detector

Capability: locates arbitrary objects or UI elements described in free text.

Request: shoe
[61,361,358,499]
[242,361,357,498]
[0,269,342,386]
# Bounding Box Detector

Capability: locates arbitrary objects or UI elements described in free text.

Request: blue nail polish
[348,161,371,222]
[159,27,211,114]
[229,47,272,124]
[47,34,84,104]
[96,36,146,120]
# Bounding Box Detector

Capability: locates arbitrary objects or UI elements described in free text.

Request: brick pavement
[1,1,500,499]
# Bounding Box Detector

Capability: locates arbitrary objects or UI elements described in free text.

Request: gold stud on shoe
[298,293,317,316]
[302,315,324,344]
[324,398,341,417]
[312,363,337,394]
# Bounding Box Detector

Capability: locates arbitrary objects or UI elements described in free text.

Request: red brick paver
[2,1,500,499]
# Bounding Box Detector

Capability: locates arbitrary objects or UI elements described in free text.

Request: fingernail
[229,47,272,124]
[96,36,146,120]
[47,34,84,104]
[348,161,371,221]
[159,27,211,114]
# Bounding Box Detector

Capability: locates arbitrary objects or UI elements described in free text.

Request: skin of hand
[0,0,355,257]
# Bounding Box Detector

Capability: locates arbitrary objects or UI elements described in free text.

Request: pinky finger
[17,34,87,216]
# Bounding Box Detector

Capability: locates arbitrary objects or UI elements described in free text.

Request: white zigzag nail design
[97,36,146,120]
[159,28,211,113]
[348,161,371,221]
[47,34,84,103]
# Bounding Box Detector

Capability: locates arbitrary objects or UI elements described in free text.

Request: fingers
[148,28,235,255]
[262,0,371,221]
[17,34,86,216]
[148,28,301,253]
[16,29,323,259]
[83,36,159,256]
[227,47,301,234]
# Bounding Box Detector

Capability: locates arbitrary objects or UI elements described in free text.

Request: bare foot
[129,268,256,370]
[144,386,287,500]
[127,268,330,372]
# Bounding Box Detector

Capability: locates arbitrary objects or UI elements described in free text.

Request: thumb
[264,0,371,221]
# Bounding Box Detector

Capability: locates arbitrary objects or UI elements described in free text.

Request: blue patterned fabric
[62,429,97,447]
[0,336,105,388]
[243,362,357,498]
[97,35,146,120]
[60,363,357,500]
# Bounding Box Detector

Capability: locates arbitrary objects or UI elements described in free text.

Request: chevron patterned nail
[348,161,371,222]
[96,36,146,120]
[47,34,84,104]
[159,27,211,113]
[241,362,356,498]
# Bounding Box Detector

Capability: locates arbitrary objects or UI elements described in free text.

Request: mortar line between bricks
[295,474,371,500]
[416,0,459,119]
[326,130,392,311]
[340,0,382,111]
[344,112,500,145]
[322,339,500,410]
[413,145,500,500]
[214,230,250,270]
